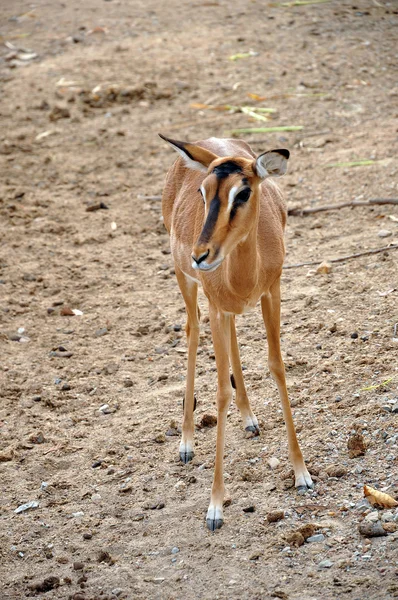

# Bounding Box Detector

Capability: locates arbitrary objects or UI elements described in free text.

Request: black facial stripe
[230,187,251,222]
[199,195,220,243]
[212,161,242,179]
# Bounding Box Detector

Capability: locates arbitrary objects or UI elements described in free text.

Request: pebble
[318,559,334,569]
[307,534,325,543]
[378,229,392,238]
[316,261,332,274]
[171,547,180,554]
[347,433,366,458]
[83,532,93,539]
[267,510,285,523]
[95,327,108,337]
[325,464,347,478]
[351,332,359,339]
[267,457,280,469]
[365,512,380,523]
[242,505,256,513]
[391,403,398,414]
[358,521,387,537]
[123,378,134,388]
[91,493,102,504]
[92,459,103,468]
[72,512,84,518]
[381,511,395,523]
[14,500,39,513]
[112,589,123,598]
[73,561,84,570]
[61,383,71,391]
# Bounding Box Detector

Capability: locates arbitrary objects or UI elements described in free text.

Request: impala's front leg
[175,267,200,463]
[261,281,313,491]
[206,307,232,531]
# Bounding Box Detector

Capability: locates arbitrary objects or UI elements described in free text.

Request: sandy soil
[1,0,398,598]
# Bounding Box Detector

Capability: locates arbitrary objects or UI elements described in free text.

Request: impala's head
[159,134,289,272]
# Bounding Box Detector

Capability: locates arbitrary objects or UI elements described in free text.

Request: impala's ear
[253,149,289,179]
[159,134,218,172]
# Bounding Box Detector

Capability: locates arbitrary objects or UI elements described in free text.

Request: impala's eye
[234,187,251,203]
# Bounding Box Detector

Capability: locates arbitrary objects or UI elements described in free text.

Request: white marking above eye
[227,186,239,211]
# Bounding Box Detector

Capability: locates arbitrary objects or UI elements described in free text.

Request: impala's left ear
[159,133,218,172]
[253,149,289,179]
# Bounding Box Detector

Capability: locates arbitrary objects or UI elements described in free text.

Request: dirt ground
[1,0,398,598]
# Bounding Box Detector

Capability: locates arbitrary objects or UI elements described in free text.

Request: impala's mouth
[192,257,224,272]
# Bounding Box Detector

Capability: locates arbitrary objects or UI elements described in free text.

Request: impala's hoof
[179,450,194,464]
[206,517,224,531]
[295,470,314,493]
[179,441,194,464]
[206,505,224,531]
[245,424,260,437]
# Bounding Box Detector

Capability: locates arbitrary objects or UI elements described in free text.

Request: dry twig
[284,244,398,269]
[288,198,398,216]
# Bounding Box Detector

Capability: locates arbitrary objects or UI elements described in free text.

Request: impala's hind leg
[261,280,313,491]
[175,266,200,463]
[229,316,259,436]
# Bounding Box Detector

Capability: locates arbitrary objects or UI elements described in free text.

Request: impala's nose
[192,249,209,266]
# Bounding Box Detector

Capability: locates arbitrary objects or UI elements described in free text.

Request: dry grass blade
[229,51,258,61]
[326,159,385,168]
[278,0,331,6]
[229,126,303,135]
[364,485,398,508]
[360,377,394,392]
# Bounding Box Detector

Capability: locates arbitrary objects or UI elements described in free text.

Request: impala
[159,134,313,531]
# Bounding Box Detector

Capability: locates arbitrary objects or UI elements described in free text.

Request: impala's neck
[226,205,259,298]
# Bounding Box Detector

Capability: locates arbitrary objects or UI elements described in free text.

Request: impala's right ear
[159,134,218,172]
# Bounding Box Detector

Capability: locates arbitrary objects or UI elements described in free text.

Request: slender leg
[261,279,313,490]
[175,266,200,463]
[206,307,233,531]
[229,315,259,436]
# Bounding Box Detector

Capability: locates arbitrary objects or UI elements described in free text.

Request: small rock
[83,532,93,540]
[0,447,14,462]
[73,561,84,570]
[350,332,359,339]
[171,547,180,554]
[86,201,109,212]
[249,550,263,560]
[318,559,334,569]
[325,464,347,478]
[365,512,380,523]
[123,378,134,388]
[154,433,166,444]
[316,261,332,274]
[306,534,325,543]
[381,511,395,523]
[285,532,304,547]
[14,500,39,514]
[29,431,45,444]
[49,105,70,121]
[298,524,317,540]
[95,327,108,337]
[166,427,179,436]
[267,456,280,469]
[358,521,387,537]
[199,414,217,428]
[267,510,285,523]
[378,229,392,238]
[382,522,397,533]
[391,403,398,414]
[61,383,71,391]
[91,493,102,504]
[29,577,60,593]
[92,459,103,468]
[60,306,75,316]
[242,505,256,513]
[347,433,366,458]
[111,589,123,598]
